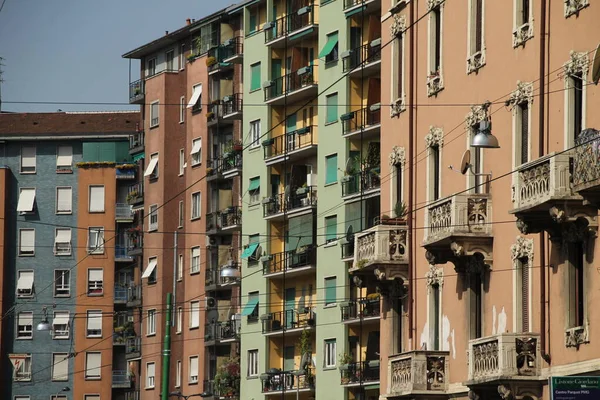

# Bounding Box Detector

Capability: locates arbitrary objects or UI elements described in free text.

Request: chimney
[165,31,169,35]
[186,18,191,25]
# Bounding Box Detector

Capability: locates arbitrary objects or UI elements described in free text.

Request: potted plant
[262,138,275,147]
[296,183,308,195]
[206,56,217,67]
[232,140,243,152]
[213,357,240,397]
[339,352,354,383]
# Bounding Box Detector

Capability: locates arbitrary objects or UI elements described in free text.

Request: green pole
[161,292,173,400]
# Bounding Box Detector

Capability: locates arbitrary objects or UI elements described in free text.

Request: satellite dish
[460,150,471,175]
[592,43,600,85]
[346,225,354,243]
[207,309,220,323]
[255,245,263,259]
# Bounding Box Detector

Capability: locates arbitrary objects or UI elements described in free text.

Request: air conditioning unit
[205,297,217,309]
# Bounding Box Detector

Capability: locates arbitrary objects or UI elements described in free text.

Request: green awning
[241,297,259,316]
[289,28,313,42]
[248,178,260,191]
[241,243,260,259]
[132,153,145,162]
[345,5,366,18]
[318,33,339,58]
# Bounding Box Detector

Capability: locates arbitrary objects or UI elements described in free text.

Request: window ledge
[146,333,156,337]
[325,120,338,126]
[565,324,590,348]
[249,88,262,94]
[324,181,337,187]
[324,241,338,248]
[190,271,200,276]
[191,162,201,168]
[149,124,159,130]
[512,22,534,48]
[323,366,337,371]
[323,303,337,309]
[426,74,444,97]
[247,375,259,380]
[189,326,199,330]
[19,171,37,175]
[190,216,201,222]
[466,50,486,74]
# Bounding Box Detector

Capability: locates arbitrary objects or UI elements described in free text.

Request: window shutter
[396,37,403,99]
[88,269,103,283]
[147,362,155,378]
[21,146,36,168]
[190,357,199,377]
[432,146,440,200]
[251,63,261,91]
[325,277,336,304]
[87,311,102,331]
[325,155,338,184]
[475,0,483,52]
[85,352,101,376]
[191,302,200,327]
[192,247,200,259]
[325,216,337,241]
[89,186,105,212]
[326,94,338,124]
[18,312,33,327]
[57,188,72,212]
[52,354,69,380]
[20,230,35,253]
[57,146,73,167]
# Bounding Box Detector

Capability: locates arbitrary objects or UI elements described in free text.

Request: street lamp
[37,307,52,331]
[168,391,211,400]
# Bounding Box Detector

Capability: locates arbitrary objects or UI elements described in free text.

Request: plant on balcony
[206,167,215,175]
[116,163,137,170]
[211,99,220,105]
[206,111,215,120]
[126,191,139,203]
[206,56,217,67]
[75,161,117,168]
[262,138,275,146]
[297,329,315,387]
[134,87,141,95]
[186,53,198,62]
[356,259,368,269]
[213,357,240,397]
[394,201,408,219]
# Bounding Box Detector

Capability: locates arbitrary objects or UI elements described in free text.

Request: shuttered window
[89,186,105,212]
[146,362,156,388]
[519,103,529,165]
[21,146,36,173]
[19,229,35,255]
[17,311,33,339]
[86,310,102,337]
[475,0,483,52]
[191,247,200,274]
[87,269,104,295]
[56,187,72,213]
[56,146,73,168]
[325,215,337,243]
[54,229,72,255]
[250,62,261,91]
[189,356,199,383]
[85,352,101,379]
[325,154,337,184]
[190,301,200,328]
[519,257,529,332]
[326,93,338,124]
[325,277,336,305]
[52,353,69,381]
[431,145,440,200]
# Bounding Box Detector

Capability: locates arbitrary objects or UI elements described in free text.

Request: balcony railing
[388,351,449,396]
[340,360,380,385]
[352,223,408,269]
[264,4,316,43]
[205,266,240,287]
[264,67,316,101]
[424,193,492,245]
[261,368,314,393]
[126,183,143,205]
[206,206,242,232]
[207,102,223,123]
[261,308,315,334]
[127,285,142,306]
[127,231,143,256]
[129,79,144,104]
[573,129,600,193]
[129,131,144,153]
[340,296,381,321]
[263,247,316,275]
[112,370,132,388]
[342,107,381,136]
[263,186,317,217]
[116,203,134,221]
[222,93,243,117]
[223,36,244,61]
[207,45,235,74]
[468,333,540,383]
[263,126,317,160]
[114,285,128,302]
[342,41,382,72]
[341,169,381,197]
[125,390,140,400]
[126,336,141,358]
[205,320,240,342]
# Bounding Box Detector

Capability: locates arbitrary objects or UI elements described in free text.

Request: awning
[53,313,70,326]
[318,33,339,58]
[248,178,260,191]
[144,157,159,177]
[241,297,259,316]
[132,152,145,162]
[190,139,202,155]
[241,243,259,259]
[187,85,203,108]
[17,189,36,212]
[17,273,34,291]
[55,229,71,243]
[142,259,158,279]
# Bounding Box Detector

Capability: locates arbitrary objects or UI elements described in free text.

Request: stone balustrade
[388,351,449,396]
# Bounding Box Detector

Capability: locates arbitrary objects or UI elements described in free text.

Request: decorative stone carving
[498,385,514,400]
[468,391,481,400]
[425,250,437,265]
[427,74,444,97]
[388,146,406,167]
[513,22,533,48]
[565,324,589,348]
[450,241,464,257]
[426,264,444,287]
[390,97,406,118]
[427,0,444,10]
[564,0,589,18]
[465,104,490,129]
[390,14,407,38]
[516,218,530,235]
[573,128,600,189]
[506,81,534,109]
[425,126,444,148]
[561,217,594,246]
[510,236,534,261]
[467,50,486,74]
[563,51,590,79]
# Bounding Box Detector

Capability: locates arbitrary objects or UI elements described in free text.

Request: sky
[0,0,233,113]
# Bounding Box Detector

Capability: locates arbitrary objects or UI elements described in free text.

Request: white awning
[186,84,202,108]
[17,272,34,291]
[55,229,71,243]
[18,312,33,326]
[17,188,36,212]
[87,311,102,330]
[190,139,202,155]
[53,312,70,326]
[144,157,159,177]
[142,259,158,279]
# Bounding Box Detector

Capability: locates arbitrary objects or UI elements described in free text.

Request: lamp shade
[220,265,240,279]
[471,131,500,149]
[37,318,51,331]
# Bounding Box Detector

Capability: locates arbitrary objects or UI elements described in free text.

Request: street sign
[550,376,600,400]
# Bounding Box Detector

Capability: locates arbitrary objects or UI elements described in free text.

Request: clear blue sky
[0,0,232,112]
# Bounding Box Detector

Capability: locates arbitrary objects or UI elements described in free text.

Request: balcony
[387,351,449,397]
[341,106,381,139]
[129,131,144,155]
[222,36,243,63]
[114,285,128,304]
[205,266,241,290]
[222,93,243,120]
[126,285,142,307]
[261,368,315,395]
[341,169,381,202]
[340,360,380,387]
[112,370,132,388]
[261,308,315,336]
[207,103,233,126]
[207,151,243,181]
[207,45,235,76]
[340,296,381,324]
[116,165,137,181]
[264,4,318,47]
[206,206,242,234]
[263,126,317,165]
[263,186,317,220]
[115,244,133,262]
[126,183,143,206]
[262,247,316,279]
[126,230,143,256]
[344,0,381,14]
[573,129,600,204]
[129,79,144,104]
[342,41,382,76]
[116,203,134,222]
[205,320,240,344]
[126,336,141,360]
[351,223,408,273]
[125,390,140,400]
[264,67,318,105]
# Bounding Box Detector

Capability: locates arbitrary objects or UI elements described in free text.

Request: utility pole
[161,293,173,400]
[0,57,4,112]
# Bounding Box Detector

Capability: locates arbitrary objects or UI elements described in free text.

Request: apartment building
[122,8,243,400]
[0,111,138,400]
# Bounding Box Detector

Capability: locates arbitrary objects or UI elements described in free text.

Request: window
[568,72,584,146]
[88,185,105,212]
[394,164,403,208]
[12,354,32,381]
[17,188,36,213]
[52,310,70,339]
[428,4,442,85]
[324,339,336,368]
[86,310,102,337]
[247,350,259,377]
[18,229,35,256]
[467,0,485,72]
[469,273,482,339]
[85,352,101,379]
[430,145,441,200]
[325,277,336,305]
[250,62,261,91]
[16,311,33,339]
[150,101,159,127]
[179,149,185,176]
[145,153,159,179]
[56,187,72,214]
[189,356,199,384]
[248,6,258,33]
[178,254,184,281]
[15,397,30,400]
[87,227,105,254]
[178,201,184,228]
[326,93,338,124]
[52,353,69,381]
[179,96,186,123]
[516,256,530,332]
[176,360,182,387]
[187,84,203,112]
[16,270,34,298]
[191,247,200,274]
[176,307,183,333]
[249,177,260,204]
[142,257,158,284]
[54,228,72,255]
[430,283,441,350]
[54,270,70,297]
[20,146,36,173]
[325,216,337,243]
[87,269,104,295]
[518,0,530,26]
[84,396,100,400]
[166,49,175,70]
[191,192,201,220]
[325,154,338,184]
[191,138,202,166]
[567,242,585,328]
[321,31,339,63]
[56,145,73,169]
[180,43,186,69]
[149,204,159,231]
[51,396,67,400]
[250,119,261,148]
[147,57,157,76]
[516,102,529,165]
[147,309,156,335]
[393,32,405,103]
[146,362,156,388]
[190,301,200,328]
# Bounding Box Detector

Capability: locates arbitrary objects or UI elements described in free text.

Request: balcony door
[285,287,296,328]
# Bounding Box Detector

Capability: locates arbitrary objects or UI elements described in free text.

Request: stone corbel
[390,97,406,118]
[467,50,486,74]
[497,385,514,400]
[390,14,407,38]
[563,51,590,80]
[512,22,533,48]
[388,146,406,167]
[465,104,489,129]
[564,0,589,18]
[427,0,444,10]
[565,324,589,349]
[426,73,444,97]
[425,126,444,148]
[425,264,444,287]
[505,81,534,110]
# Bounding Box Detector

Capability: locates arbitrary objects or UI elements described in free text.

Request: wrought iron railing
[261,308,315,334]
[126,183,144,205]
[127,285,142,305]
[340,360,380,385]
[264,4,316,43]
[223,36,243,60]
[261,367,314,393]
[263,186,317,217]
[206,206,242,231]
[222,93,243,116]
[340,296,381,321]
[342,107,381,135]
[264,67,316,101]
[263,247,316,275]
[341,169,381,197]
[205,320,240,342]
[129,131,144,151]
[343,41,382,72]
[341,240,355,260]
[126,337,141,356]
[263,126,316,159]
[129,79,144,103]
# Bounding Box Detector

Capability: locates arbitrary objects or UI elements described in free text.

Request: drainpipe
[161,293,173,399]
[538,0,551,364]
[407,0,415,342]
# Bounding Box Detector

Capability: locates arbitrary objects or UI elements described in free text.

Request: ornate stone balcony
[466,333,543,399]
[352,223,408,271]
[387,351,449,397]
